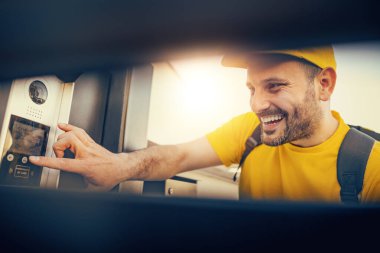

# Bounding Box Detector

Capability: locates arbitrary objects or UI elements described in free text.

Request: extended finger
[29,156,85,174]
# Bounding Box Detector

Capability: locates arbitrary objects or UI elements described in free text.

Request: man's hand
[30,123,222,192]
[30,123,127,191]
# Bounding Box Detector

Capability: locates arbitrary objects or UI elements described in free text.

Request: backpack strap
[337,128,375,204]
[348,124,380,141]
[233,125,262,182]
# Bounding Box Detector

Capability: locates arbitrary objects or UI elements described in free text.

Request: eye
[268,83,285,92]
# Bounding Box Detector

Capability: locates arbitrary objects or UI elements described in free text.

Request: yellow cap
[222,45,337,71]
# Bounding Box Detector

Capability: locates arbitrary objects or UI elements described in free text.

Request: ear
[317,67,336,101]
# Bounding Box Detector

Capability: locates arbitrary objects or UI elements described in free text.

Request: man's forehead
[247,56,299,79]
[246,55,307,83]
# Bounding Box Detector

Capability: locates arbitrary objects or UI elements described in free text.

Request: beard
[259,86,323,146]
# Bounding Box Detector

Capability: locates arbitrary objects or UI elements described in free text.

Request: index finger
[29,156,84,174]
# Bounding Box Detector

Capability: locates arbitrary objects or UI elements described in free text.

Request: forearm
[118,145,186,181]
[30,127,220,191]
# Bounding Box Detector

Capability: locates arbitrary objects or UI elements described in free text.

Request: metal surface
[58,72,111,190]
[101,70,131,153]
[0,76,73,188]
[119,65,153,194]
[122,65,153,152]
[57,67,153,192]
[69,73,111,143]
[45,82,74,188]
[0,82,12,129]
[165,178,197,197]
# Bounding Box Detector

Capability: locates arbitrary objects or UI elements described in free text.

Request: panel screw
[168,188,174,195]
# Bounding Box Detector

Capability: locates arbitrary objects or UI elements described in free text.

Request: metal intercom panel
[0,76,74,188]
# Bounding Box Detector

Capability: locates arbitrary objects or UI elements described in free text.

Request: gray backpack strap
[337,128,375,204]
[233,125,262,182]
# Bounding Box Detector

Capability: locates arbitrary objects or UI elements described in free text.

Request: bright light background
[147,42,380,144]
[148,57,248,144]
[332,42,380,130]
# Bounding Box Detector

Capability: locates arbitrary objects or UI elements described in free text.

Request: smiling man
[246,54,328,147]
[30,46,380,203]
[209,46,363,201]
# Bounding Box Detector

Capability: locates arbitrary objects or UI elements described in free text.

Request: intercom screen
[9,116,49,156]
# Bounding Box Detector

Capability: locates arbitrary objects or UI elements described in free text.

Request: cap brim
[221,51,285,69]
[222,46,336,71]
[221,53,249,69]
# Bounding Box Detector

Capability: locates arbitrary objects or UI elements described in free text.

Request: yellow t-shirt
[206,111,380,203]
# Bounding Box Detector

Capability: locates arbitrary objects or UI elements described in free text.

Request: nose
[250,89,271,113]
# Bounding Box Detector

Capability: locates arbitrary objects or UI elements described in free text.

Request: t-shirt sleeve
[206,112,260,167]
[362,141,380,202]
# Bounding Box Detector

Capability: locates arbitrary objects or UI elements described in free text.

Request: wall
[332,42,380,130]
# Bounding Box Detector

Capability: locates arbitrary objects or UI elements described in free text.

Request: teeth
[261,114,283,123]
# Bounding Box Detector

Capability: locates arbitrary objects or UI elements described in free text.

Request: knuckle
[53,142,61,149]
[67,133,75,141]
[57,132,66,139]
[73,127,84,134]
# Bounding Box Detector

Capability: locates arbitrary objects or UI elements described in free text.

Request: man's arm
[30,123,222,191]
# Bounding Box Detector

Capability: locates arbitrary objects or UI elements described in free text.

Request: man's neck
[290,111,339,148]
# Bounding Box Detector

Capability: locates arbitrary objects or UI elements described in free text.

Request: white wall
[332,42,380,131]
[147,42,380,145]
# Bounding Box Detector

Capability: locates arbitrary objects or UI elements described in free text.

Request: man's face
[247,58,322,146]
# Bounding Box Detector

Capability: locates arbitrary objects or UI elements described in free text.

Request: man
[30,46,380,202]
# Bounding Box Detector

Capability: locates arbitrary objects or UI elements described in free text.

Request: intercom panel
[0,76,74,188]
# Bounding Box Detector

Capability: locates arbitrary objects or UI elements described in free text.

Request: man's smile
[260,114,285,132]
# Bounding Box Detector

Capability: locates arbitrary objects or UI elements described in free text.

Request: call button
[7,154,14,162]
[22,157,28,164]
[14,165,30,179]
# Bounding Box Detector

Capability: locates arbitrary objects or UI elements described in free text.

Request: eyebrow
[246,77,290,88]
[262,77,290,84]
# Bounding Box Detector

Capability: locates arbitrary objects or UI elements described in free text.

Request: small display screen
[9,115,50,156]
